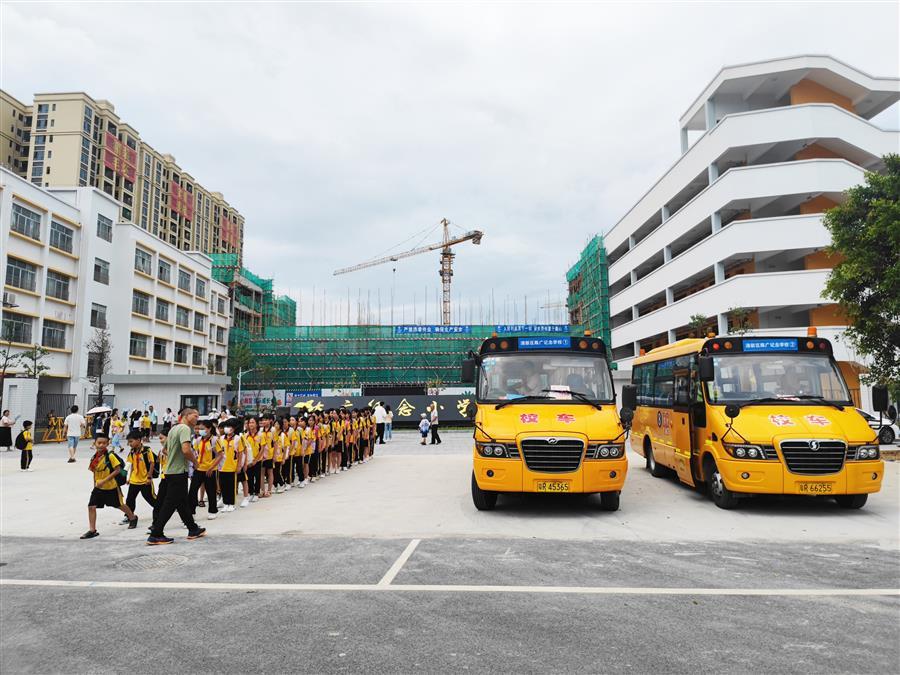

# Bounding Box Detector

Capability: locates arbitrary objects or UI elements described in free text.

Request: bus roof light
[707,331,716,338]
[579,340,588,349]
[807,327,818,337]
[639,348,646,356]
[712,342,720,351]
[584,329,592,337]
[491,332,498,338]
[819,341,827,350]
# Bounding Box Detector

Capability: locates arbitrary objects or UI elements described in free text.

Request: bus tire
[646,445,668,478]
[599,491,620,512]
[835,494,868,510]
[471,472,498,511]
[707,460,739,510]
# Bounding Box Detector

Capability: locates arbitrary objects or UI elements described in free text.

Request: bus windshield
[478,353,614,402]
[707,353,852,404]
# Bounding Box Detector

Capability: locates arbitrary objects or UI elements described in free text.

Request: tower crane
[333,218,483,325]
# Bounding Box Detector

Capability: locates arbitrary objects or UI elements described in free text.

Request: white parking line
[1,578,897,596]
[377,538,421,587]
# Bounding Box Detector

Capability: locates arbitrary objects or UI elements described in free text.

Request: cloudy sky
[3,2,898,326]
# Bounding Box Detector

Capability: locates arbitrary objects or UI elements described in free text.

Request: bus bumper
[473,455,627,494]
[717,458,884,496]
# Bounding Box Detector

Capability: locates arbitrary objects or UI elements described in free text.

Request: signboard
[103,131,137,182]
[743,338,798,353]
[518,337,572,350]
[170,181,195,221]
[285,390,322,405]
[277,394,475,423]
[239,389,285,408]
[394,325,472,335]
[495,324,570,333]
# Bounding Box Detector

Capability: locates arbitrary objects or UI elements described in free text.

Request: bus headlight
[476,443,509,458]
[587,443,624,459]
[853,446,879,460]
[724,443,767,460]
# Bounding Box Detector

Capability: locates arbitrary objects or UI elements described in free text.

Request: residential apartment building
[1,90,32,180]
[1,167,230,415]
[597,55,899,407]
[0,90,244,259]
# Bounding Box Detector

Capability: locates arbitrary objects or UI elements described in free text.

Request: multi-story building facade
[597,55,898,407]
[0,90,244,258]
[1,90,32,180]
[1,167,230,415]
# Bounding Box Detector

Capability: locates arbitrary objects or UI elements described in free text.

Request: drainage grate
[116,554,188,570]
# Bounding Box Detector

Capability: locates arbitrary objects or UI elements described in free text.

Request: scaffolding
[237,324,582,390]
[210,253,296,332]
[566,235,611,358]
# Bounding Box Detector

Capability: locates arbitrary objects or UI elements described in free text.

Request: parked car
[856,409,898,445]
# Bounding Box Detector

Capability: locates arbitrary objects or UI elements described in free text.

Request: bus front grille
[520,438,584,473]
[779,440,846,475]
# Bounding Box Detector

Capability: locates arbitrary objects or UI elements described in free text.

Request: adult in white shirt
[63,405,86,462]
[1,409,17,452]
[374,403,387,445]
[429,403,441,445]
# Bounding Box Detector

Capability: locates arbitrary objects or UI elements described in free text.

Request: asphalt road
[1,432,898,673]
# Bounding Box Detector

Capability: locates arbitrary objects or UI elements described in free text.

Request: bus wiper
[740,397,797,407]
[792,395,844,411]
[541,389,602,411]
[494,395,551,410]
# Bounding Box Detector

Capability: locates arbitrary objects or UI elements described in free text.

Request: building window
[93,258,110,285]
[176,306,190,328]
[216,326,226,343]
[42,320,66,349]
[129,333,148,358]
[134,247,153,275]
[49,221,74,253]
[96,213,113,242]
[5,258,37,292]
[90,303,107,329]
[192,346,204,366]
[1,313,32,344]
[153,338,168,361]
[87,351,102,377]
[217,296,227,315]
[174,342,188,364]
[215,355,225,373]
[156,299,170,322]
[45,270,70,301]
[177,269,191,292]
[158,259,171,283]
[11,203,41,240]
[195,277,207,298]
[132,290,151,316]
[193,313,205,332]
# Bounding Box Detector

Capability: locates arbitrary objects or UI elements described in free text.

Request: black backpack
[142,447,160,479]
[14,431,28,451]
[105,452,128,487]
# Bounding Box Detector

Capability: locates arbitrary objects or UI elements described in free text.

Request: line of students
[79,407,380,540]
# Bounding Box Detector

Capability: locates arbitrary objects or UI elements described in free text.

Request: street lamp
[236,368,255,413]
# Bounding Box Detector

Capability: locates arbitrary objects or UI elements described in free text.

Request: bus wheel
[471,473,498,511]
[707,461,739,510]
[835,494,868,510]
[878,426,895,445]
[646,447,668,478]
[599,491,620,512]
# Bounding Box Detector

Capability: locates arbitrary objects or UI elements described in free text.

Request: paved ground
[1,431,898,673]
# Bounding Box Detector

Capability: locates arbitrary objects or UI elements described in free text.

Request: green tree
[258,363,278,411]
[823,154,900,392]
[228,342,254,378]
[688,313,709,338]
[728,306,755,336]
[20,344,50,380]
[85,328,113,407]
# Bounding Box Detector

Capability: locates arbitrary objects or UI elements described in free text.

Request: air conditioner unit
[2,291,16,307]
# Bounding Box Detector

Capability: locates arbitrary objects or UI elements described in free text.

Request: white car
[856,409,898,446]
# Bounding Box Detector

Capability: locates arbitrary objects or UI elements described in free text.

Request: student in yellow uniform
[288,416,302,487]
[243,417,263,502]
[272,418,286,494]
[218,419,242,512]
[189,419,220,519]
[259,415,275,498]
[81,433,137,538]
[140,411,152,440]
[16,420,34,471]
[123,430,156,519]
[298,417,310,487]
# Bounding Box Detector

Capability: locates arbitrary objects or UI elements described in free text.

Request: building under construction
[210,253,296,332]
[237,324,578,391]
[566,235,611,357]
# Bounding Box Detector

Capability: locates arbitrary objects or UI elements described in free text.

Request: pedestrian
[189,419,220,519]
[162,407,175,436]
[385,405,393,442]
[122,429,157,519]
[418,413,430,445]
[299,416,311,486]
[1,409,16,452]
[81,433,137,539]
[243,416,263,501]
[140,411,152,440]
[16,420,33,470]
[272,417,286,494]
[259,414,274,497]
[429,404,442,445]
[63,405,86,462]
[149,405,158,435]
[147,407,206,545]
[92,412,105,439]
[110,411,125,450]
[374,401,387,445]
[218,419,241,512]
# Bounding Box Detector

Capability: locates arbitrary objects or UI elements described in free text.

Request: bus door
[671,355,695,486]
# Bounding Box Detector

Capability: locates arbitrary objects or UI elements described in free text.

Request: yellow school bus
[626,332,887,509]
[460,333,628,511]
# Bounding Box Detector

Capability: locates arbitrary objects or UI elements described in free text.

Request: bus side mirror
[461,359,476,384]
[621,384,637,412]
[872,386,889,414]
[619,406,634,427]
[699,356,715,382]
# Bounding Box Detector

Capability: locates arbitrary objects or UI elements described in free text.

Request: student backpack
[105,451,128,487]
[142,447,160,479]
[14,431,27,451]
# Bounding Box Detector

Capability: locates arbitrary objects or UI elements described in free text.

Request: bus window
[653,359,674,407]
[674,356,691,407]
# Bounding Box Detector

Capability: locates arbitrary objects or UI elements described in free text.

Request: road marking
[377,538,421,587]
[2,578,897,597]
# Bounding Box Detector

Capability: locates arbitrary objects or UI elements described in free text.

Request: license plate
[798,482,833,494]
[536,481,570,493]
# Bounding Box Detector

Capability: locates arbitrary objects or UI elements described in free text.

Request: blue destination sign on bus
[394,325,472,335]
[518,337,572,350]
[495,324,570,334]
[743,338,798,352]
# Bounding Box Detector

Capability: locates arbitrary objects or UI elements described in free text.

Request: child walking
[418,413,430,445]
[16,420,33,471]
[189,419,220,520]
[217,419,241,512]
[81,433,137,538]
[123,429,156,519]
